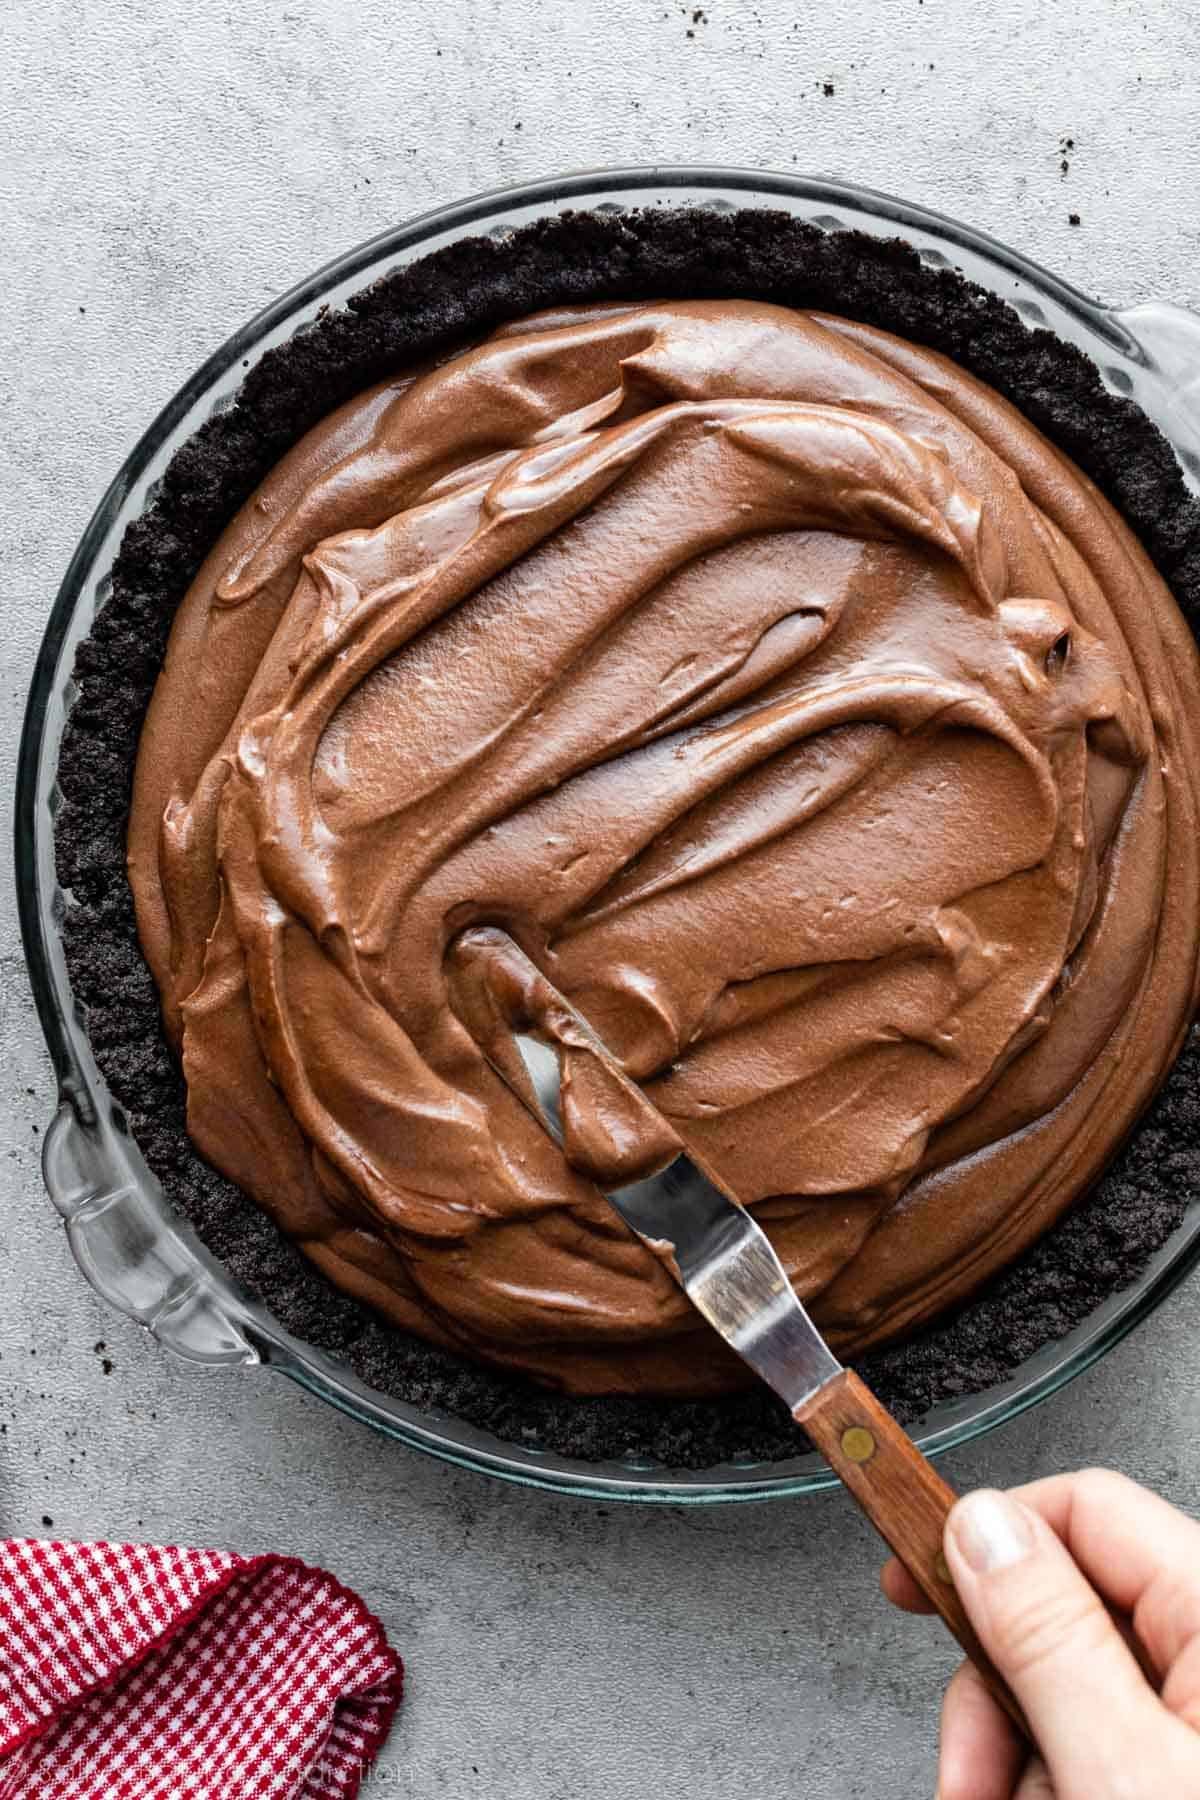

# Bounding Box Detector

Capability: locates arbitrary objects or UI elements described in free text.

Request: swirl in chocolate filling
[129,301,1200,1396]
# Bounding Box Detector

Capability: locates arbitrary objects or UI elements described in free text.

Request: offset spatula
[450,927,1025,1735]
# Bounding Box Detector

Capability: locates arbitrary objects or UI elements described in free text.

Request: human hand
[880,1469,1200,1798]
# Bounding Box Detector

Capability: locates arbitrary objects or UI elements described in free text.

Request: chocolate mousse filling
[58,208,1200,1463]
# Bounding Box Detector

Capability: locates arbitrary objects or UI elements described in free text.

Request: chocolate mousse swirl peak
[129,301,1200,1398]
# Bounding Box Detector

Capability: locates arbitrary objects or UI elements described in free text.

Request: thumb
[944,1488,1158,1785]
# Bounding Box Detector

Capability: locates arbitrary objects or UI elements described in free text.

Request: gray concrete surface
[3,2,1200,1794]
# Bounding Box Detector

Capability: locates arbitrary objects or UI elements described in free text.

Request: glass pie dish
[16,167,1200,1504]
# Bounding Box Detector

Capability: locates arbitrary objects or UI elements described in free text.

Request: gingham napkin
[0,1538,403,1799]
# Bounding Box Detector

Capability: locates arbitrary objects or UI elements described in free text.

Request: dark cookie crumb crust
[55,206,1200,1469]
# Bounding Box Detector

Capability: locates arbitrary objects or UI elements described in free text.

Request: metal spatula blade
[511,1029,841,1414]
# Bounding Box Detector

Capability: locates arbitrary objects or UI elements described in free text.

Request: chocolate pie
[58,208,1200,1464]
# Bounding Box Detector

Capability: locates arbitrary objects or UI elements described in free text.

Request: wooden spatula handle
[798,1368,1029,1740]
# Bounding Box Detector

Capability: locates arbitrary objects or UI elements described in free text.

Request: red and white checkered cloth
[0,1538,403,1799]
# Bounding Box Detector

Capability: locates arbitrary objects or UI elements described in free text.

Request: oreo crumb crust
[55,207,1200,1469]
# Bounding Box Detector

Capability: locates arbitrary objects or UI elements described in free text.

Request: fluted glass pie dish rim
[16,164,1200,1503]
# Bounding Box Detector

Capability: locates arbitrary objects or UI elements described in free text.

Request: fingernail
[949,1490,1035,1574]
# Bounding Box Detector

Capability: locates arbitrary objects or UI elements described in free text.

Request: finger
[1008,1469,1200,1686]
[1012,1756,1054,1799]
[1162,1634,1200,1734]
[936,1659,1025,1800]
[944,1487,1162,1779]
[880,1555,935,1614]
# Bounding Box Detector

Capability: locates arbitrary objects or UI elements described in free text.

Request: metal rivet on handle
[841,1426,876,1463]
